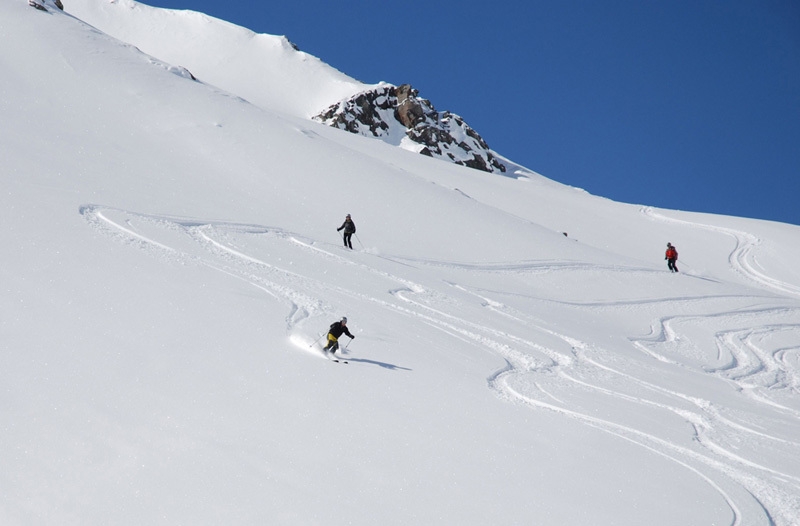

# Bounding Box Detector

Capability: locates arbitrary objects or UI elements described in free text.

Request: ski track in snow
[81,204,800,525]
[643,206,800,297]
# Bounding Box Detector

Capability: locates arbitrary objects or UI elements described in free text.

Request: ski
[324,350,348,364]
[327,354,348,363]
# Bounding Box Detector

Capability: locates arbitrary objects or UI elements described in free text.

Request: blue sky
[146,0,799,226]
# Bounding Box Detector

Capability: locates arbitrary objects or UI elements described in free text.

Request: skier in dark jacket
[337,214,356,249]
[665,242,679,273]
[323,317,354,355]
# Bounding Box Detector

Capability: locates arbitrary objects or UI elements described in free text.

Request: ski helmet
[341,316,347,324]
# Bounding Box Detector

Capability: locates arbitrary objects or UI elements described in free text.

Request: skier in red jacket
[665,243,679,273]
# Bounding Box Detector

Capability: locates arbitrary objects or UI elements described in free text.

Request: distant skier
[665,242,679,273]
[323,317,354,355]
[337,214,356,249]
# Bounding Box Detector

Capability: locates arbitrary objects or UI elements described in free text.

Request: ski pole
[355,233,363,248]
[310,333,325,348]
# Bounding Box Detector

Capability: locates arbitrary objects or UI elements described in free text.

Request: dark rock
[314,83,506,174]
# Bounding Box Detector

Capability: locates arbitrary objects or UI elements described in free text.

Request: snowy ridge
[66,0,507,173]
[64,0,369,117]
[3,1,800,524]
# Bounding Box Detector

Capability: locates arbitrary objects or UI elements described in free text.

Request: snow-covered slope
[3,1,800,525]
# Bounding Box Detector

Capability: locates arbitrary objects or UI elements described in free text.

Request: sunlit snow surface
[2,1,800,525]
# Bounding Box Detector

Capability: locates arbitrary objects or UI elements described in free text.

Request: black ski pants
[667,258,678,272]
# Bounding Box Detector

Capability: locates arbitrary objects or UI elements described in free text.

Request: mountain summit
[64,0,505,173]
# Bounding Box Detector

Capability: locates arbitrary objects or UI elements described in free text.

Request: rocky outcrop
[29,0,48,11]
[28,0,63,11]
[314,84,506,174]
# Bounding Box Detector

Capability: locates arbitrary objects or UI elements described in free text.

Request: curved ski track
[82,204,800,525]
[643,206,800,297]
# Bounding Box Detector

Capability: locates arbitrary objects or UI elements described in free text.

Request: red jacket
[665,247,678,260]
